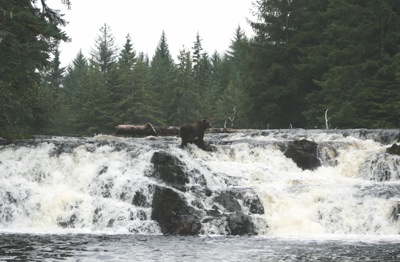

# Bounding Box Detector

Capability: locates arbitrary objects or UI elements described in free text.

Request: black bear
[179,119,212,149]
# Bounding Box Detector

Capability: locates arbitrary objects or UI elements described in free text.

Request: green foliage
[0,0,69,133]
[149,31,176,123]
[248,0,400,129]
[2,0,400,136]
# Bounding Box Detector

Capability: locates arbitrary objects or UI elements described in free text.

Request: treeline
[46,27,250,135]
[1,0,400,137]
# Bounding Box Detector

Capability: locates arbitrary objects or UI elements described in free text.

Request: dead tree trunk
[115,123,179,136]
[115,123,237,137]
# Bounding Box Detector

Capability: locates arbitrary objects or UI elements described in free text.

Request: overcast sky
[54,0,256,67]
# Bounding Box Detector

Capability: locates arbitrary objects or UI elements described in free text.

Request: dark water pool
[1,234,399,261]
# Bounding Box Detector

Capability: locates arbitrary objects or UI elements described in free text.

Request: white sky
[54,0,256,67]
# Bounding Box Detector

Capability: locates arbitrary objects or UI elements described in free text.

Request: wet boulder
[149,151,189,190]
[213,191,242,212]
[151,186,201,235]
[209,189,263,235]
[213,189,264,215]
[284,139,321,170]
[226,212,257,235]
[390,202,400,222]
[387,144,400,156]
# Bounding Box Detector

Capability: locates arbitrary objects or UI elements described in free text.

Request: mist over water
[0,129,400,260]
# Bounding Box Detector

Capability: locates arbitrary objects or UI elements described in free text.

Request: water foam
[0,130,399,238]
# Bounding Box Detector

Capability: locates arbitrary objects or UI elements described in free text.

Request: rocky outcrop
[213,190,264,215]
[226,212,257,235]
[284,139,321,170]
[148,151,189,190]
[151,186,201,235]
[148,151,265,236]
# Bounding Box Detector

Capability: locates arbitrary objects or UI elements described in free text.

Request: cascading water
[0,129,399,239]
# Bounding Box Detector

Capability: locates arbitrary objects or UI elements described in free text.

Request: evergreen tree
[118,34,136,71]
[223,26,251,128]
[37,45,66,134]
[90,23,118,78]
[247,0,304,128]
[204,51,224,121]
[45,46,66,89]
[61,50,90,134]
[169,47,195,124]
[74,61,114,134]
[0,0,69,134]
[191,33,212,119]
[149,31,175,123]
[131,53,159,124]
[304,0,400,128]
[63,50,89,104]
[113,34,137,124]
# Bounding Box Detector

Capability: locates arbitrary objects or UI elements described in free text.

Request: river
[0,129,399,261]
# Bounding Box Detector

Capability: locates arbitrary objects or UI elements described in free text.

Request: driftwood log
[115,123,236,137]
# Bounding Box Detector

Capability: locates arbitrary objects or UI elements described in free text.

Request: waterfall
[0,129,399,237]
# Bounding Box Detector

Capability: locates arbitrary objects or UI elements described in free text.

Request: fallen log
[115,123,236,137]
[115,123,178,136]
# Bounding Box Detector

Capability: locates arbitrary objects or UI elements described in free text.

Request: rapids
[0,129,399,238]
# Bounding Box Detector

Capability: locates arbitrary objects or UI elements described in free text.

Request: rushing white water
[0,129,399,239]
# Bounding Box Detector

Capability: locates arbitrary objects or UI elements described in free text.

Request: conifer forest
[1,0,400,137]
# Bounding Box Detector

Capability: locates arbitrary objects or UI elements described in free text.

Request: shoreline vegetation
[1,1,400,137]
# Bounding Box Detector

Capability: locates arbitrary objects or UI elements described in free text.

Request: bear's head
[202,119,212,129]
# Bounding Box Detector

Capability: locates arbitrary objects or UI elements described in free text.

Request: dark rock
[387,144,400,156]
[284,139,321,170]
[226,212,257,235]
[149,151,189,189]
[136,210,147,221]
[206,209,222,217]
[151,186,201,235]
[390,203,400,222]
[244,195,265,215]
[213,189,264,215]
[148,152,264,236]
[132,190,149,207]
[213,191,242,212]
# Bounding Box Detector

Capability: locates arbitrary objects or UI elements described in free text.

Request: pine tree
[0,0,69,134]
[149,31,175,123]
[131,53,159,124]
[247,0,303,128]
[169,47,195,124]
[191,33,212,120]
[59,50,89,134]
[90,23,118,77]
[304,0,400,128]
[113,34,137,124]
[223,26,251,128]
[36,45,67,134]
[204,51,224,121]
[64,50,89,103]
